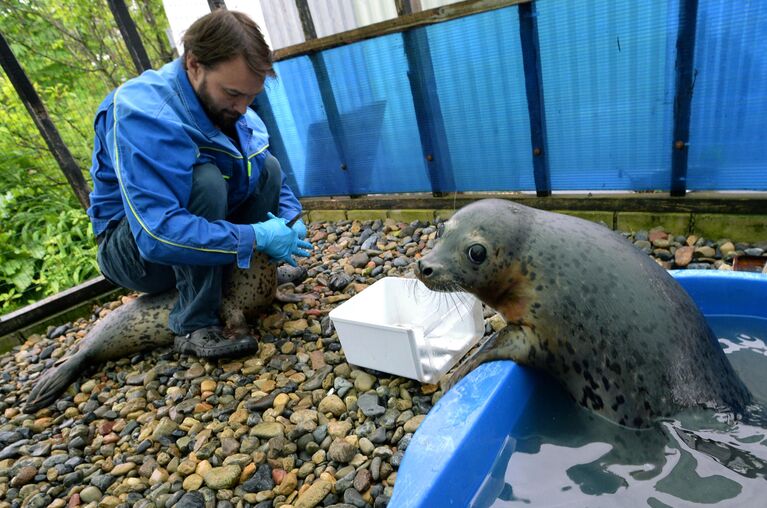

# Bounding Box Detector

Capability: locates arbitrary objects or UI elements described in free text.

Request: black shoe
[174,326,258,359]
[277,265,308,286]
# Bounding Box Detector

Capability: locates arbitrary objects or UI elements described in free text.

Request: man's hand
[252,213,312,266]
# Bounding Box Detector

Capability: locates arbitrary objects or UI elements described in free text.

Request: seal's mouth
[416,259,467,293]
[420,278,464,293]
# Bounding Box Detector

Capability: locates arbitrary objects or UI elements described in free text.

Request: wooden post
[294,0,357,195]
[403,28,456,196]
[397,0,456,196]
[207,0,227,10]
[295,0,318,40]
[518,2,551,197]
[395,0,422,16]
[0,31,91,210]
[106,0,152,74]
[670,0,699,197]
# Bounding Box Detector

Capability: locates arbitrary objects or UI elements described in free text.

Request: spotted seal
[416,199,752,428]
[23,253,301,413]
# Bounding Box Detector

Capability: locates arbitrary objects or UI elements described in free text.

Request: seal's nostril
[422,266,433,277]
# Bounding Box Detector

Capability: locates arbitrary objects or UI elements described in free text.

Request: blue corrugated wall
[258,0,767,197]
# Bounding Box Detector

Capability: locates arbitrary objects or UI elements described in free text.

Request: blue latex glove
[252,213,313,266]
[292,218,307,240]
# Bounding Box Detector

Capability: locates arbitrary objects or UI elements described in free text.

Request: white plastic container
[328,277,485,384]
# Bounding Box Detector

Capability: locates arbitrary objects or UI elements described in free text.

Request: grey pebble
[343,488,367,508]
[0,440,28,460]
[62,470,83,486]
[358,393,385,417]
[22,493,49,508]
[165,491,185,507]
[241,463,274,493]
[369,426,388,444]
[90,473,116,491]
[0,431,24,445]
[371,456,382,481]
[335,470,356,493]
[334,377,354,397]
[174,491,206,508]
[47,324,70,339]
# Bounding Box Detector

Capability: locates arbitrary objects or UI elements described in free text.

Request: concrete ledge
[387,209,437,223]
[555,210,615,227]
[347,209,388,222]
[306,210,347,223]
[693,214,767,242]
[617,212,692,235]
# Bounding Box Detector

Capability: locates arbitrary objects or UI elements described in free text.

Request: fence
[254,0,767,199]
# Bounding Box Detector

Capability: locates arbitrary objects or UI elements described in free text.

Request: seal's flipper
[275,284,304,303]
[277,265,307,286]
[24,352,87,413]
[441,325,537,392]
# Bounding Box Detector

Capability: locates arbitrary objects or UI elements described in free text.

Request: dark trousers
[96,155,282,335]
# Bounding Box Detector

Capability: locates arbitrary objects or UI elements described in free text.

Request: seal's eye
[467,244,486,264]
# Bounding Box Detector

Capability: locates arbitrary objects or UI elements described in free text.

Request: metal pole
[0,31,91,210]
[106,0,152,74]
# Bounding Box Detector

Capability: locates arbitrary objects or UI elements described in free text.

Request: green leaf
[10,263,35,292]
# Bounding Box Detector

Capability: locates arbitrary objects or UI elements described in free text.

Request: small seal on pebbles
[23,253,305,413]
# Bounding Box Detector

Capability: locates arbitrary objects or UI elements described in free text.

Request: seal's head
[417,199,535,323]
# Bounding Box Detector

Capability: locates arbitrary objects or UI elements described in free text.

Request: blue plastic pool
[390,270,767,507]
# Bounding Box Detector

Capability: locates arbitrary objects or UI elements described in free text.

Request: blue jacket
[87,58,301,269]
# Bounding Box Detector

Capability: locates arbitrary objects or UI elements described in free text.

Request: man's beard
[196,75,240,130]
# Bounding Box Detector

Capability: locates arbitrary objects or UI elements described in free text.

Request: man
[87,10,312,359]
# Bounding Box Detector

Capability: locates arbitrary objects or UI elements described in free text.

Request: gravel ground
[1,217,765,508]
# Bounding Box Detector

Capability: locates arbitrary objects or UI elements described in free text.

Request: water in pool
[475,315,767,507]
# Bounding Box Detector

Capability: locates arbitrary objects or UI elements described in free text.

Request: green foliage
[0,183,98,312]
[0,0,173,313]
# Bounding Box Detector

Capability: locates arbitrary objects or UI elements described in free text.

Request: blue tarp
[261,0,767,197]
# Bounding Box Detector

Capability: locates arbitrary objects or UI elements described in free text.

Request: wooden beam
[274,0,530,61]
[0,276,116,339]
[0,31,91,210]
[106,0,152,74]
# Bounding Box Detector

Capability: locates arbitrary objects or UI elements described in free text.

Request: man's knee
[189,163,227,220]
[262,154,282,191]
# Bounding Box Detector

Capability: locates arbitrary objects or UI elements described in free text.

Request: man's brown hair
[182,10,275,78]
